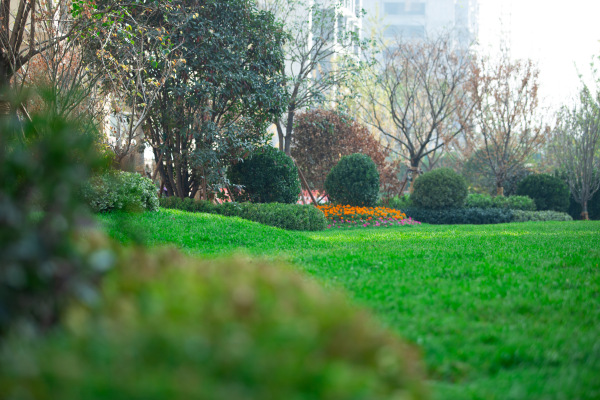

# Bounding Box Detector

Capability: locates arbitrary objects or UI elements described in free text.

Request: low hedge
[464,194,536,211]
[402,207,513,225]
[160,197,327,231]
[511,210,573,222]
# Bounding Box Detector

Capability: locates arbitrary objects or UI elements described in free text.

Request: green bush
[160,197,327,231]
[511,210,573,222]
[0,250,426,400]
[403,207,513,225]
[0,102,110,336]
[464,193,494,209]
[82,171,159,213]
[516,174,570,212]
[464,194,536,211]
[411,168,468,210]
[325,153,380,207]
[385,194,412,210]
[227,146,301,204]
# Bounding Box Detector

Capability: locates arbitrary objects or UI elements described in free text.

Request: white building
[361,0,479,47]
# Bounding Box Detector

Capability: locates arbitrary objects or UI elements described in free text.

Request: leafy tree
[291,109,401,199]
[144,0,287,200]
[467,53,548,196]
[551,84,600,220]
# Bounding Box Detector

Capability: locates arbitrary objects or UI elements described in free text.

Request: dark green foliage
[0,106,110,336]
[228,147,301,204]
[1,251,426,400]
[385,194,412,210]
[411,168,468,209]
[160,197,326,231]
[511,210,573,222]
[516,174,570,212]
[568,190,600,220]
[464,193,536,211]
[82,171,159,213]
[325,153,380,207]
[402,207,513,225]
[461,147,532,196]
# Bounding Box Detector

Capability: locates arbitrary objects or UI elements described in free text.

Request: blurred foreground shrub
[82,171,159,213]
[0,248,426,400]
[0,102,108,335]
[160,197,327,231]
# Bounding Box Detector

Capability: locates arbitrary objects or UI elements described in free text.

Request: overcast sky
[477,0,600,112]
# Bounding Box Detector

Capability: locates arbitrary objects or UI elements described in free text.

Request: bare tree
[552,85,600,220]
[85,6,182,170]
[257,0,368,155]
[13,0,105,130]
[467,53,548,196]
[359,34,473,184]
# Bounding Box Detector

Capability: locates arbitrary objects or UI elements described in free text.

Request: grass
[100,209,600,400]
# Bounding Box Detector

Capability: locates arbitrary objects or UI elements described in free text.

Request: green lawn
[100,209,600,400]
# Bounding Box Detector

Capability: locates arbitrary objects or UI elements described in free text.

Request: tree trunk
[582,200,589,221]
[284,107,295,155]
[496,185,504,197]
[275,120,284,152]
[408,160,420,194]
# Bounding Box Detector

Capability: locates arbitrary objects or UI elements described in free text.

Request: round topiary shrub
[516,174,570,212]
[228,146,301,204]
[411,168,468,209]
[0,249,427,400]
[325,153,380,207]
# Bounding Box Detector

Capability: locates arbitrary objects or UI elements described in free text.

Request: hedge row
[511,210,573,222]
[402,207,573,225]
[160,197,327,231]
[464,193,536,211]
[402,207,513,225]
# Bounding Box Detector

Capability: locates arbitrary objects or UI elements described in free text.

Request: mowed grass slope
[100,210,600,400]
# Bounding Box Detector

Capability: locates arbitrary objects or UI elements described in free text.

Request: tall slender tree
[467,53,548,196]
[552,85,600,220]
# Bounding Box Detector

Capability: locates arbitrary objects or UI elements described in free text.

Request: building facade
[361,0,479,47]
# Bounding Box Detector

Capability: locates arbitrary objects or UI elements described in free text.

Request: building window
[383,2,426,16]
[383,24,425,38]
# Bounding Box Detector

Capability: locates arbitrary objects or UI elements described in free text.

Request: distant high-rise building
[361,0,479,47]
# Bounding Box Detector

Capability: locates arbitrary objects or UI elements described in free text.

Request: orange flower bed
[316,204,406,222]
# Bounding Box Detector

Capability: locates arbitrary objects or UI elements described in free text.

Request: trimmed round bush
[82,171,159,213]
[516,174,570,212]
[228,146,301,204]
[1,249,426,400]
[411,168,468,209]
[325,153,380,207]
